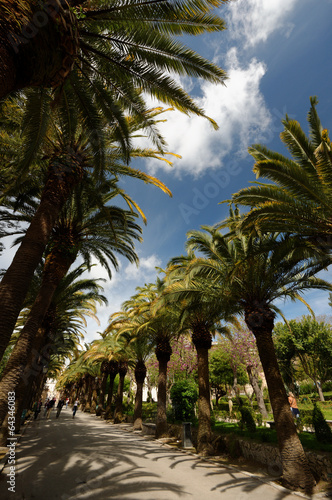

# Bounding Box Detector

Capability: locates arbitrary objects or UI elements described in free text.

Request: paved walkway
[0,409,306,500]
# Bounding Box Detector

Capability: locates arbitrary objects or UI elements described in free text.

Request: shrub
[239,406,256,433]
[170,380,198,422]
[312,403,332,443]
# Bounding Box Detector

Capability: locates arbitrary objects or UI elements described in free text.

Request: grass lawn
[212,421,332,454]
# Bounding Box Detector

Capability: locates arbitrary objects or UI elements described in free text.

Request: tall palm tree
[110,311,154,429]
[183,219,332,491]
[14,265,106,430]
[231,97,332,254]
[0,101,172,362]
[161,254,237,454]
[119,280,178,437]
[1,0,228,119]
[0,178,142,434]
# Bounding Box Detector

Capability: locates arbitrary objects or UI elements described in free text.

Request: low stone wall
[166,423,332,481]
[217,435,332,482]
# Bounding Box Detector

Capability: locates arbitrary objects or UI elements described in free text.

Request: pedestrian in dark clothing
[46,397,56,419]
[33,400,42,420]
[56,399,65,418]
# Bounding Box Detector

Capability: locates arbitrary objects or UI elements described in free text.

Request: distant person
[56,398,65,418]
[46,397,56,419]
[72,399,79,418]
[43,399,50,417]
[288,392,300,418]
[33,399,42,420]
[65,397,70,409]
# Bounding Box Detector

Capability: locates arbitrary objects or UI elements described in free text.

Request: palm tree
[110,311,154,429]
[1,0,228,121]
[0,101,172,362]
[84,333,127,420]
[231,97,332,253]
[183,219,332,491]
[119,280,178,437]
[0,178,143,434]
[161,254,237,454]
[14,265,106,430]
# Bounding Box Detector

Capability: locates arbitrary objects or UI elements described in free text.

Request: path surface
[0,409,303,500]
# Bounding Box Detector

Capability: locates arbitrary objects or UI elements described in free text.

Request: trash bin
[182,422,193,448]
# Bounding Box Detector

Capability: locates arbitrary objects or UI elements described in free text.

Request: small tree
[312,404,332,443]
[170,380,198,422]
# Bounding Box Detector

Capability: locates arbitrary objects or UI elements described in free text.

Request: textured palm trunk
[0,249,75,442]
[96,364,108,416]
[246,365,269,419]
[114,362,128,423]
[84,376,93,412]
[155,356,168,438]
[12,326,46,433]
[104,362,118,420]
[90,379,99,414]
[196,347,212,454]
[155,337,172,438]
[0,154,83,363]
[245,305,315,493]
[192,325,213,455]
[133,360,147,430]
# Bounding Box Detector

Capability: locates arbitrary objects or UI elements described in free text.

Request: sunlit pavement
[0,409,310,500]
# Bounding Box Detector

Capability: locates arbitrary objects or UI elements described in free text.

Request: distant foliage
[170,380,198,422]
[312,404,332,443]
[239,405,256,433]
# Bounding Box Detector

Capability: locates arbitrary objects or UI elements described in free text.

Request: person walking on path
[288,392,300,418]
[56,398,65,418]
[33,399,42,420]
[72,399,79,418]
[43,398,49,417]
[65,397,69,409]
[46,397,56,419]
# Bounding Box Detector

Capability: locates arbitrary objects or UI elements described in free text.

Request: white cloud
[226,0,298,48]
[146,49,271,177]
[124,254,161,281]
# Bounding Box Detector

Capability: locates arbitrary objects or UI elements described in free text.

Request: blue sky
[86,0,332,341]
[2,0,332,343]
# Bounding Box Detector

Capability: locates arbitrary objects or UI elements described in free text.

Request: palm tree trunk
[0,158,83,362]
[155,337,172,438]
[0,249,75,441]
[245,305,315,493]
[104,362,118,420]
[196,347,212,455]
[84,376,93,412]
[246,365,269,419]
[90,378,98,414]
[155,355,169,438]
[133,360,147,430]
[114,362,127,423]
[96,369,108,416]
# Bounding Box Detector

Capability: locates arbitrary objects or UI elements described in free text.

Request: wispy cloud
[226,0,299,48]
[146,49,271,177]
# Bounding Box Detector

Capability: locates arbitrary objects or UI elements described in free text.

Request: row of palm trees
[0,0,229,446]
[57,97,332,494]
